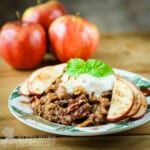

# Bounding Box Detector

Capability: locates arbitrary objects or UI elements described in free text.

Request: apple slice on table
[122,79,141,117]
[107,79,133,122]
[28,64,66,95]
[20,79,30,96]
[131,91,148,119]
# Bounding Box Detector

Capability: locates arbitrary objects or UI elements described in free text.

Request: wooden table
[0,33,150,150]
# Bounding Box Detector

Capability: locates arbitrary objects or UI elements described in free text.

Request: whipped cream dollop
[59,73,116,97]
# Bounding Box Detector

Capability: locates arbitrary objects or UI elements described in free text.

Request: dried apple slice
[131,91,148,119]
[20,79,30,96]
[122,79,141,117]
[107,79,133,122]
[28,64,66,95]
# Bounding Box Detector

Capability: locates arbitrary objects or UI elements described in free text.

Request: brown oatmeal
[30,78,112,127]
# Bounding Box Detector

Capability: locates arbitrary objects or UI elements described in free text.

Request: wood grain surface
[0,33,150,149]
[0,136,150,150]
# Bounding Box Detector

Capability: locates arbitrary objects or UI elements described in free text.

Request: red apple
[22,1,66,30]
[0,21,46,69]
[48,15,99,62]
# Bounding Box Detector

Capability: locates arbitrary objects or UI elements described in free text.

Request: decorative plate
[8,69,150,136]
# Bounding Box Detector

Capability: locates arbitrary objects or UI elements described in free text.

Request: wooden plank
[0,33,150,137]
[94,33,150,73]
[0,136,150,150]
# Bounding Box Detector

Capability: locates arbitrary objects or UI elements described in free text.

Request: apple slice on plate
[107,79,133,122]
[131,91,148,119]
[28,64,66,95]
[20,79,30,96]
[122,79,141,117]
[20,67,55,96]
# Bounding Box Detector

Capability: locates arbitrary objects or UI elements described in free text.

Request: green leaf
[66,58,86,77]
[66,58,114,77]
[86,59,114,77]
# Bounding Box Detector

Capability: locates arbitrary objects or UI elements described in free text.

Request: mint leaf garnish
[66,58,114,77]
[66,58,85,77]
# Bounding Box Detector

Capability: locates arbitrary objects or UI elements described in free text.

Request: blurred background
[0,0,149,32]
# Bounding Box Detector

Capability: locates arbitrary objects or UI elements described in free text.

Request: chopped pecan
[73,86,86,95]
[55,86,68,99]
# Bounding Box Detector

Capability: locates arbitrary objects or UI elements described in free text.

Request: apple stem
[76,12,80,17]
[16,11,21,22]
[37,0,42,5]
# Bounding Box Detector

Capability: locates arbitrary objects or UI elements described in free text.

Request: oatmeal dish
[20,59,148,127]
